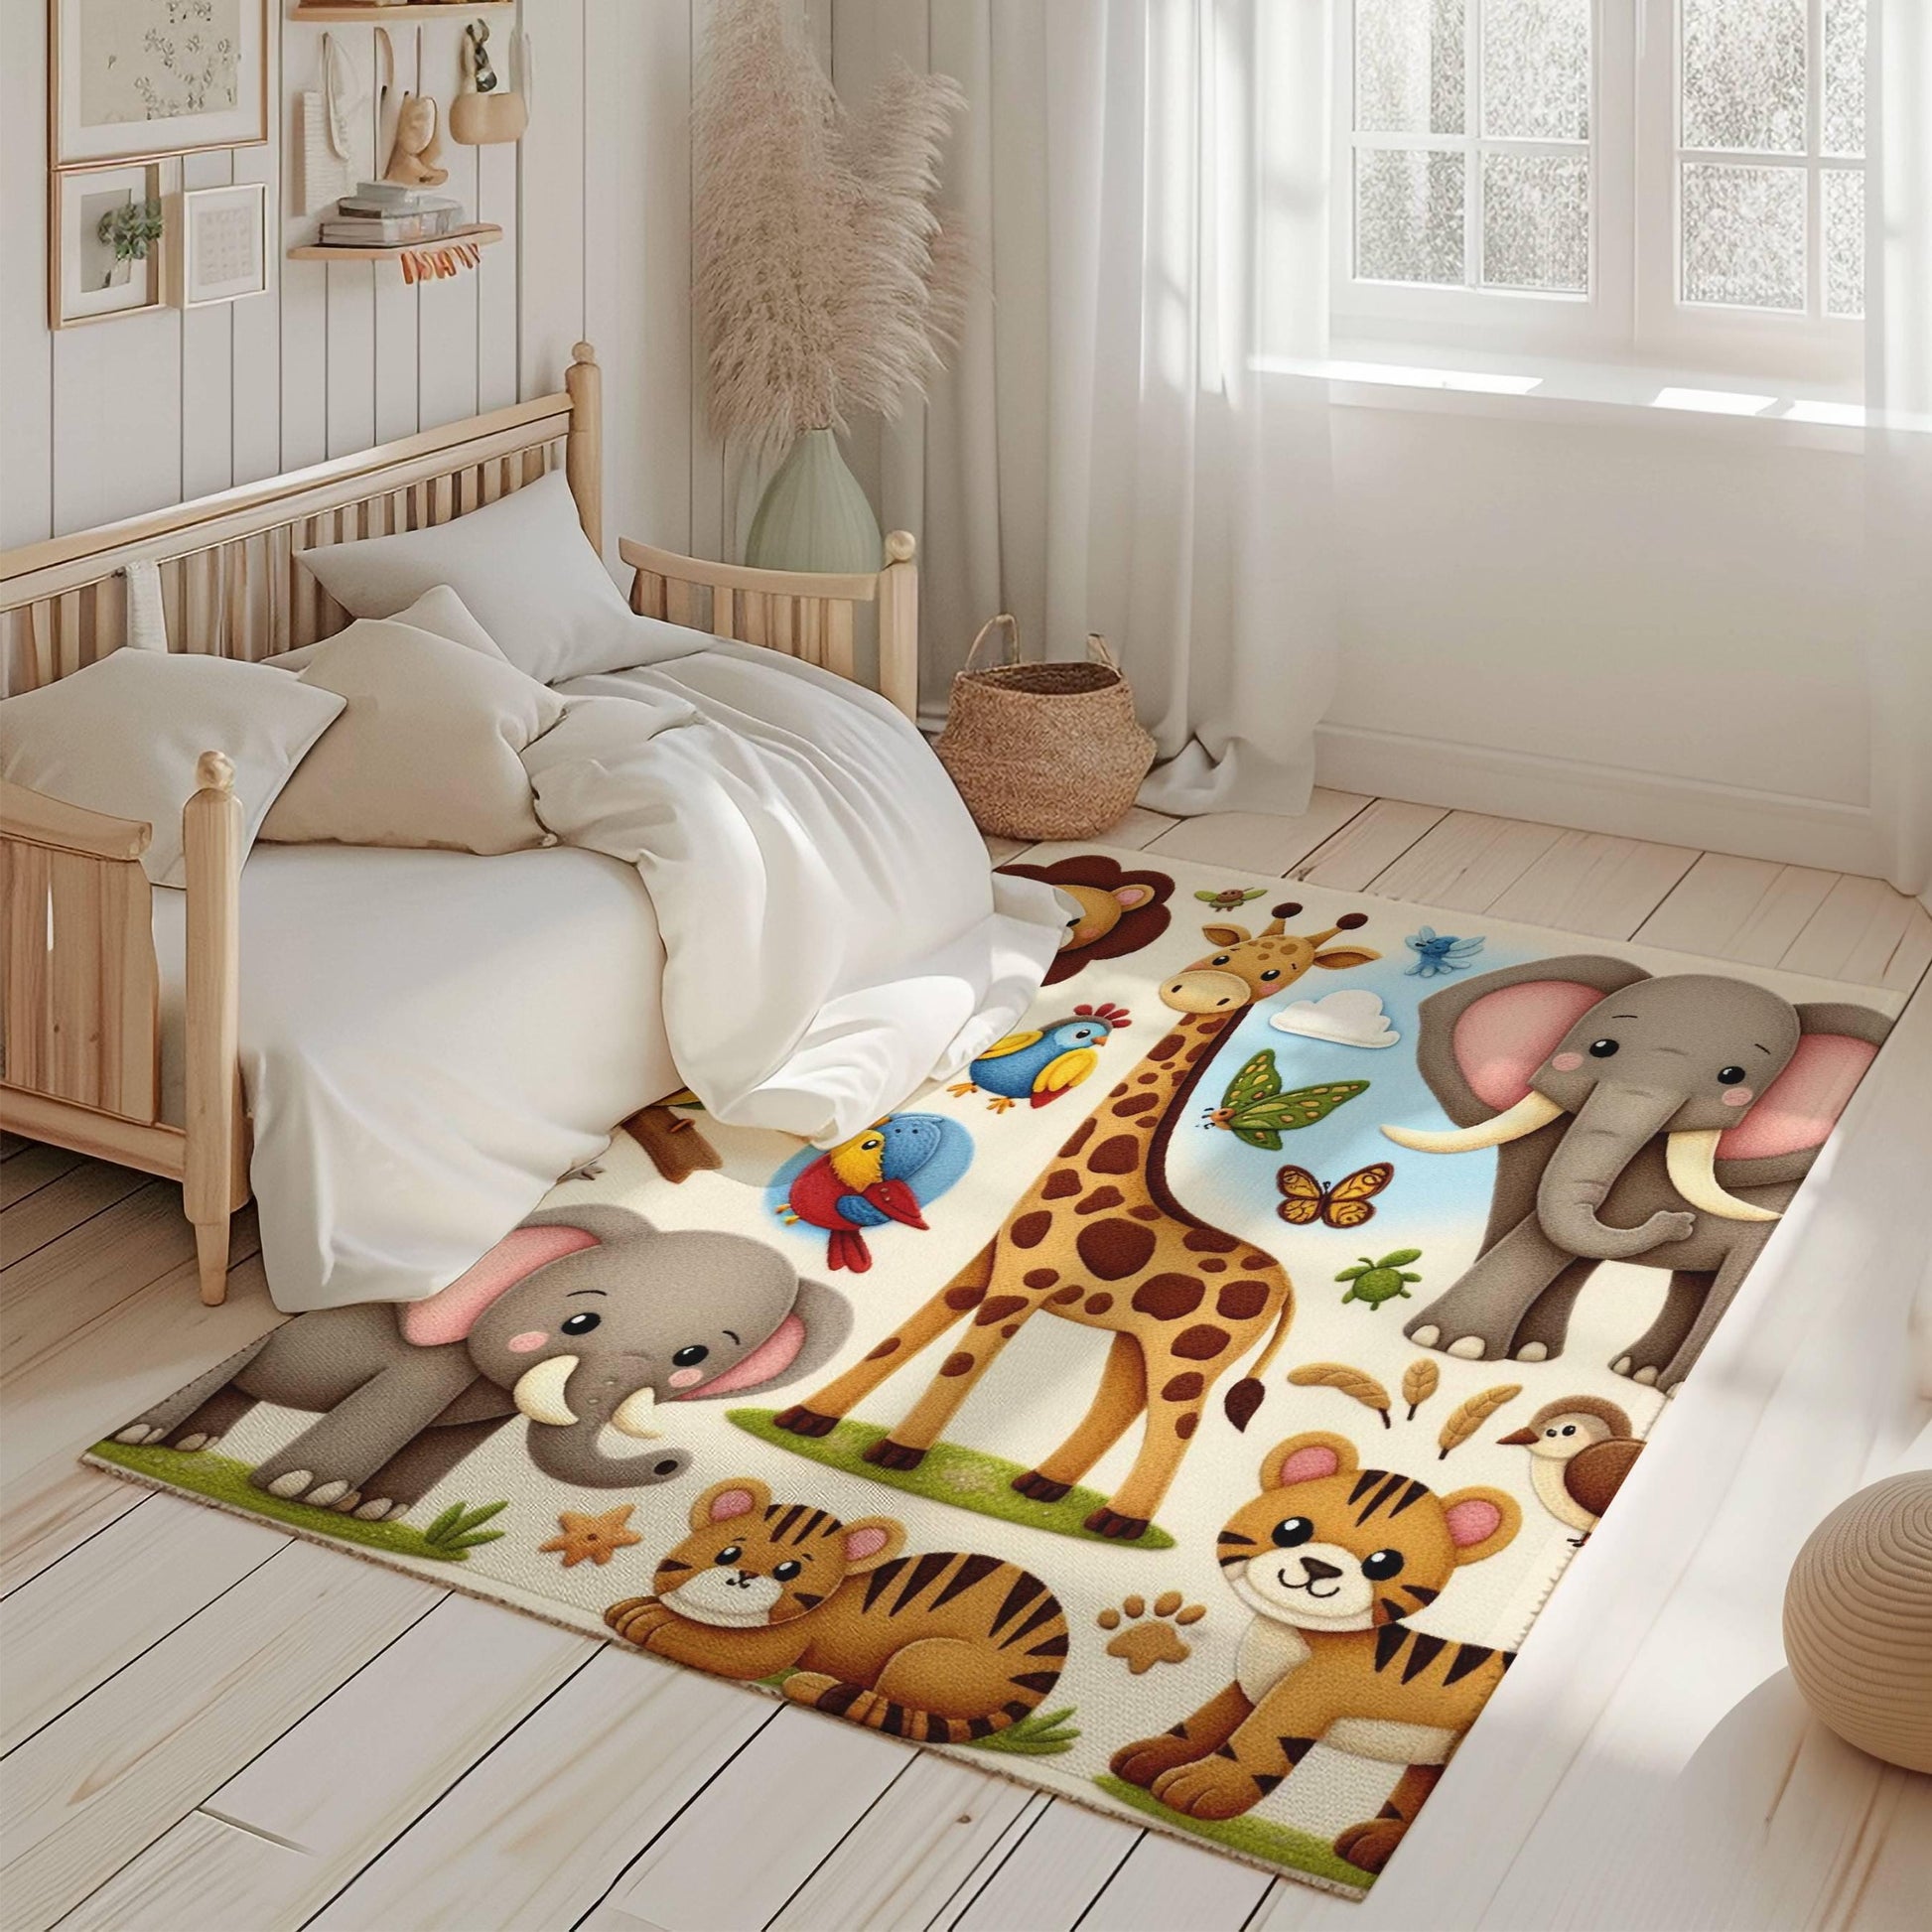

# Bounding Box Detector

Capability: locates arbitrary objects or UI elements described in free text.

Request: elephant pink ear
[401,1224,601,1346]
[1716,1033,1878,1162]
[1453,981,1607,1110]
[675,1311,805,1398]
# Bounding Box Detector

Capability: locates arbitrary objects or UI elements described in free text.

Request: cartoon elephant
[1380,959,1889,1392]
[113,1205,851,1520]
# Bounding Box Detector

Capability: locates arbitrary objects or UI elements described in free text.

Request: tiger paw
[1333,1816,1408,1874]
[1110,1730,1203,1788]
[1152,1755,1260,1821]
[1098,1591,1204,1674]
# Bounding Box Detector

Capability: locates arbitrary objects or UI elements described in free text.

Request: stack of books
[318,184,465,248]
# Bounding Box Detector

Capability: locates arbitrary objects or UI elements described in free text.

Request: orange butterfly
[1275,1162,1394,1230]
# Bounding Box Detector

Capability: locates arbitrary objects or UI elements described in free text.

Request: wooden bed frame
[0,344,919,1307]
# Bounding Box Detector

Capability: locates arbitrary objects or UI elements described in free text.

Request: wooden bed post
[182,753,245,1307]
[878,531,918,722]
[565,343,604,560]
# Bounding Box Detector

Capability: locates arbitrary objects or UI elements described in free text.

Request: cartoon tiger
[1110,1431,1521,1874]
[605,1476,1067,1742]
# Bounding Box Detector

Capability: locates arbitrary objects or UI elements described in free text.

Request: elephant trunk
[513,1356,691,1488]
[1536,1084,1697,1261]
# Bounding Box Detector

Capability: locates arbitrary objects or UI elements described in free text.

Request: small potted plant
[96,199,164,290]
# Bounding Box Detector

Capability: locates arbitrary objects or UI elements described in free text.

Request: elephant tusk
[611,1385,661,1439]
[1383,1089,1565,1154]
[1667,1130,1781,1223]
[512,1355,581,1426]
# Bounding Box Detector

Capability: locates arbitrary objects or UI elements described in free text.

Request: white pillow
[259,619,564,854]
[0,652,345,887]
[268,583,507,672]
[296,471,697,685]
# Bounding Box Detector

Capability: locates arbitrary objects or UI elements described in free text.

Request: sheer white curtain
[918,0,1338,816]
[1867,1,1932,904]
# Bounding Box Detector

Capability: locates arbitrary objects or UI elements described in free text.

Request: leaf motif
[1381,1248,1423,1268]
[1287,1360,1394,1429]
[1223,1049,1282,1114]
[1402,1356,1440,1421]
[1437,1384,1522,1459]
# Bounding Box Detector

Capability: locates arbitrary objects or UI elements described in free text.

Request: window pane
[1824,0,1867,158]
[1356,148,1465,284]
[1482,153,1588,292]
[1824,169,1865,317]
[1355,0,1464,135]
[1680,163,1805,310]
[1482,0,1590,141]
[1681,0,1806,155]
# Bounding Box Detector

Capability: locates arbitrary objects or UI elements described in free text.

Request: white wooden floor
[3,793,1928,1932]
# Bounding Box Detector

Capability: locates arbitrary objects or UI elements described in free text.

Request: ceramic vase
[744,428,882,575]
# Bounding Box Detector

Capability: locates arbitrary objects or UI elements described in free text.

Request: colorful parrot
[948,1003,1131,1113]
[779,1113,949,1274]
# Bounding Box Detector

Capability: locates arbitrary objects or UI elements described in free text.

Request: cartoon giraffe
[776,904,1381,1540]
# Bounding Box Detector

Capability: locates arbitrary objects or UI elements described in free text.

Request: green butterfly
[1201,1049,1368,1152]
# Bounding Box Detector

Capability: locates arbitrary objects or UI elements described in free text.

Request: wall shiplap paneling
[4,0,724,573]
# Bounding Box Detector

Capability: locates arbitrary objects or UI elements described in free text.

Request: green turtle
[1335,1249,1423,1310]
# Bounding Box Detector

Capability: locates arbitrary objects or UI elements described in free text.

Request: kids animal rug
[87,849,1902,1899]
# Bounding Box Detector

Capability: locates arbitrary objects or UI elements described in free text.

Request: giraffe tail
[1223,1278,1297,1432]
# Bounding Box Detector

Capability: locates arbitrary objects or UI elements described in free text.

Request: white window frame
[1333,0,1863,384]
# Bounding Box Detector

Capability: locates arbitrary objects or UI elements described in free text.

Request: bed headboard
[0,344,917,716]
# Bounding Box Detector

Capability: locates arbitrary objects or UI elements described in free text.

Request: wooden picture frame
[51,159,170,330]
[176,181,271,307]
[52,0,270,166]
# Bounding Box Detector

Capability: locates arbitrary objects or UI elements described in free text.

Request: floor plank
[1631,852,1786,959]
[1880,903,1932,995]
[593,1705,913,1930]
[941,1798,1141,1932]
[766,1753,1039,1932]
[0,1159,151,1275]
[0,1542,441,1931]
[1778,875,1911,983]
[1289,797,1449,892]
[0,1143,86,1213]
[1076,1825,1279,1932]
[1483,830,1699,941]
[1145,792,1371,875]
[1361,810,1567,912]
[1097,806,1181,851]
[303,1654,778,1930]
[54,1810,309,1932]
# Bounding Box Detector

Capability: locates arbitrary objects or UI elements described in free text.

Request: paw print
[1097,1590,1204,1674]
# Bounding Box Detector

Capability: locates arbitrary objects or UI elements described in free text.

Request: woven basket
[933,616,1157,841]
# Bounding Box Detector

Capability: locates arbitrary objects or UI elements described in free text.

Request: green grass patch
[1092,1775,1375,1890]
[87,1442,503,1564]
[727,1410,1175,1549]
[962,1706,1080,1756]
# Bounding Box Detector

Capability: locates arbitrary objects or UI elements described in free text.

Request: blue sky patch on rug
[86,847,1903,1900]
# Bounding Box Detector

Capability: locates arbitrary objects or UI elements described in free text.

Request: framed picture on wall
[176,181,270,307]
[51,160,170,330]
[53,0,269,166]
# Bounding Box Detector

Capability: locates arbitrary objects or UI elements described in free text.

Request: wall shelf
[288,222,502,263]
[290,4,512,22]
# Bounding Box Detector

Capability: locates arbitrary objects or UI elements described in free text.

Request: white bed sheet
[154,843,677,1312]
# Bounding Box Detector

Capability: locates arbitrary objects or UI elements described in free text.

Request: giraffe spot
[1132,1274,1204,1321]
[1152,1033,1185,1062]
[1161,1371,1206,1403]
[1198,1257,1227,1273]
[1001,1324,1020,1337]
[866,1337,900,1361]
[1083,1293,1115,1315]
[1175,1413,1199,1440]
[975,1295,1029,1327]
[1024,1268,1059,1290]
[1182,1228,1240,1255]
[1185,1042,1209,1062]
[1077,1219,1158,1281]
[1242,1254,1274,1271]
[1041,1170,1082,1200]
[1010,1212,1052,1249]
[1087,1136,1140,1176]
[1172,1324,1232,1360]
[1051,1285,1083,1305]
[1217,1281,1272,1321]
[1131,1205,1163,1221]
[1136,1072,1160,1086]
[1076,1186,1125,1215]
[1058,1117,1097,1160]
[945,1281,987,1311]
[940,1352,974,1377]
[1114,1093,1160,1116]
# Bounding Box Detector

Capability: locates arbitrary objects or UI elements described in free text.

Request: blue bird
[949,1003,1131,1113]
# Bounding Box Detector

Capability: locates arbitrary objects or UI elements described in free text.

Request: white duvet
[539,642,1065,1143]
